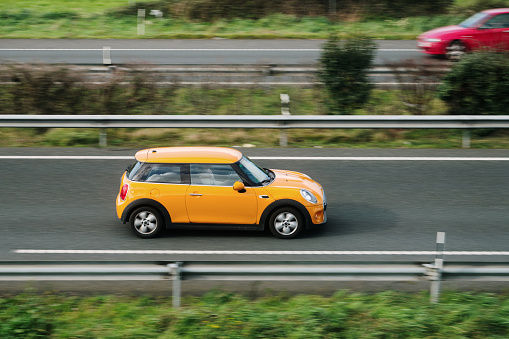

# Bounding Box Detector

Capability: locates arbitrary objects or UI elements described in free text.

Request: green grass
[2,86,509,149]
[1,290,509,338]
[0,0,128,15]
[0,0,466,39]
[0,14,464,40]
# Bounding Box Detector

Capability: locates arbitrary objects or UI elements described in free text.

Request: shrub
[388,59,445,114]
[318,34,376,114]
[106,0,453,21]
[6,65,85,115]
[449,0,509,15]
[438,52,509,115]
[0,294,54,338]
[107,1,172,18]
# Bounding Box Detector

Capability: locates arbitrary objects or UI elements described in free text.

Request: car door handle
[188,193,203,196]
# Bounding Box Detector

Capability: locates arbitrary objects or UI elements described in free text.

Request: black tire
[129,206,164,238]
[446,40,466,61]
[268,207,304,239]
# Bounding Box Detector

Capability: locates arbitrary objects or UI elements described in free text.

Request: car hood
[267,169,323,195]
[419,25,470,39]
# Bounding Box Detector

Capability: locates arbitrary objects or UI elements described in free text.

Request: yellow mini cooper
[116,147,327,239]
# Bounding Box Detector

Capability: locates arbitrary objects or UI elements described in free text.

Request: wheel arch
[259,199,312,230]
[450,38,470,49]
[445,39,470,58]
[121,199,172,229]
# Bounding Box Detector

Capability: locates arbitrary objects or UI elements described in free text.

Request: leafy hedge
[107,0,454,20]
[319,34,377,114]
[439,52,509,115]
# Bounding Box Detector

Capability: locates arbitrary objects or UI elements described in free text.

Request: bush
[449,0,509,15]
[106,0,453,21]
[0,64,173,116]
[438,52,509,115]
[0,293,53,338]
[6,65,85,115]
[318,34,376,114]
[388,59,445,114]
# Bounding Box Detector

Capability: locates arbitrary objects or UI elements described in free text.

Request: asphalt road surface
[1,147,508,263]
[0,39,424,65]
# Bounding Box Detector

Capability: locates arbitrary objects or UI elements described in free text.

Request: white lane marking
[0,48,418,52]
[1,156,509,161]
[252,157,509,161]
[14,249,509,255]
[0,156,134,160]
[0,48,319,52]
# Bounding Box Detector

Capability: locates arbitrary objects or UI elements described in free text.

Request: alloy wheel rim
[134,211,157,234]
[274,212,298,235]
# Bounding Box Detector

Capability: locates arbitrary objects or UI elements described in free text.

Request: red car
[418,8,509,60]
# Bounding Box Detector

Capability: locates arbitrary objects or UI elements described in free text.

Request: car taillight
[120,184,129,201]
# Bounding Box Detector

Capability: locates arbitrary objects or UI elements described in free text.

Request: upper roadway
[0,39,423,65]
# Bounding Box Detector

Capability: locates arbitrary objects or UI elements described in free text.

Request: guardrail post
[103,46,112,65]
[168,262,182,308]
[137,9,146,36]
[462,130,471,149]
[425,232,445,303]
[99,130,107,147]
[280,94,290,147]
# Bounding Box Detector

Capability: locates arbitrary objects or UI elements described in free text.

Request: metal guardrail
[0,64,449,74]
[2,114,509,148]
[1,260,509,306]
[0,63,449,87]
[1,234,507,305]
[2,114,509,129]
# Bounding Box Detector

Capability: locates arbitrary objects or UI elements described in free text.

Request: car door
[185,163,258,224]
[135,163,190,223]
[475,13,509,51]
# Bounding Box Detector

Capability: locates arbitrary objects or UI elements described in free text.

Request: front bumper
[417,40,447,55]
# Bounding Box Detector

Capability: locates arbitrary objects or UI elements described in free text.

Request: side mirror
[233,181,245,192]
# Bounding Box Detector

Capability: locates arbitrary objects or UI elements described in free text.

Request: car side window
[483,14,509,29]
[144,164,182,183]
[190,164,241,186]
[129,163,183,183]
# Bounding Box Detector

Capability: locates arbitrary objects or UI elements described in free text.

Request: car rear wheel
[446,40,466,61]
[268,207,304,239]
[130,207,163,238]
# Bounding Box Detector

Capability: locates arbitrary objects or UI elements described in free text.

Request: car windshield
[459,12,490,28]
[238,156,270,185]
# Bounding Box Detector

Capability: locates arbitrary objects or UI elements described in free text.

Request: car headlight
[424,38,441,42]
[300,189,318,204]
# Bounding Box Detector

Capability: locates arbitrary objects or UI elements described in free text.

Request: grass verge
[1,290,509,338]
[0,0,466,40]
[2,86,509,149]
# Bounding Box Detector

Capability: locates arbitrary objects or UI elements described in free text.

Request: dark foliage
[0,64,175,116]
[388,59,446,114]
[318,34,377,114]
[106,0,454,21]
[439,52,509,115]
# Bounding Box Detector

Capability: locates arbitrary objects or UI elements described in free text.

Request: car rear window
[126,161,143,180]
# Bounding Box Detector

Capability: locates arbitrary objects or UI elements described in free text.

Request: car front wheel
[268,207,304,239]
[129,207,164,238]
[446,40,466,61]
